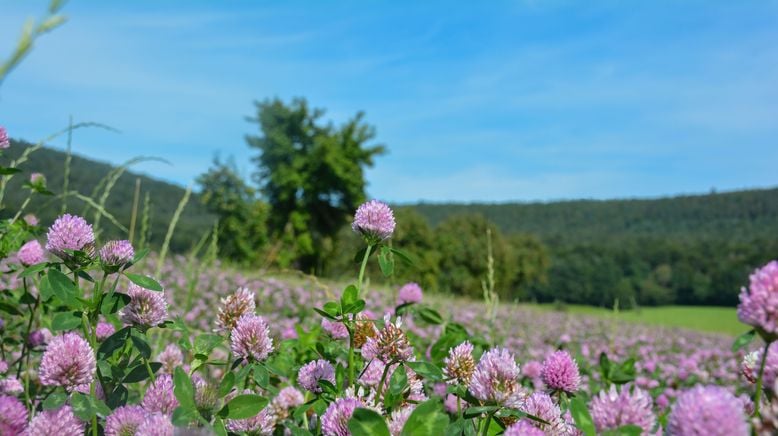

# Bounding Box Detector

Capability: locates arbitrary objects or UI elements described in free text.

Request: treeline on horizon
[3,100,777,308]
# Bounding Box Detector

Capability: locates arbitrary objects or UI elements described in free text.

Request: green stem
[94,274,108,313]
[144,356,157,383]
[347,325,356,388]
[481,412,494,436]
[374,361,395,403]
[754,340,772,417]
[17,278,39,378]
[356,244,373,298]
[9,193,32,226]
[79,312,98,436]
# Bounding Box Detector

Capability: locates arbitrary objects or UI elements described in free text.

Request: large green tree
[246,98,385,271]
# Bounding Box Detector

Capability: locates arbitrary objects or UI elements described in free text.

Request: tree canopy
[245,97,385,271]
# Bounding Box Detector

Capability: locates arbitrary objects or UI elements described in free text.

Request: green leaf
[213,417,229,436]
[602,425,644,436]
[341,285,358,309]
[42,392,68,410]
[172,406,199,427]
[401,399,449,436]
[101,292,130,315]
[128,247,150,267]
[131,333,152,359]
[124,273,163,291]
[98,326,131,358]
[378,246,394,277]
[47,269,79,307]
[463,406,499,419]
[253,364,270,389]
[19,262,47,278]
[194,333,223,355]
[418,307,444,325]
[0,302,22,316]
[173,367,197,410]
[218,394,268,419]
[323,301,341,317]
[317,379,338,395]
[389,364,408,396]
[732,330,756,352]
[219,372,236,397]
[405,361,444,381]
[123,362,162,383]
[314,307,338,320]
[51,311,82,331]
[570,398,596,436]
[70,392,111,420]
[0,167,21,175]
[389,247,414,265]
[343,299,366,315]
[348,408,390,436]
[38,275,53,300]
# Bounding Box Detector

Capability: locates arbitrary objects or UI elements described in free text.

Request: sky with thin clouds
[0,1,776,203]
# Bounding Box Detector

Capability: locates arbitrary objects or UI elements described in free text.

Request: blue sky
[1,1,776,202]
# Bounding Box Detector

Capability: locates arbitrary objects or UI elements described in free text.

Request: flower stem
[754,340,772,417]
[357,244,373,298]
[481,412,494,436]
[347,324,356,388]
[144,355,157,383]
[374,361,395,403]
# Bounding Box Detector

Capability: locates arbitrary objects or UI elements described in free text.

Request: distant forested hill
[1,140,215,252]
[407,190,778,307]
[410,190,778,244]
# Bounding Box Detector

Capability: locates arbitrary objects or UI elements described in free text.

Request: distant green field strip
[530,304,743,337]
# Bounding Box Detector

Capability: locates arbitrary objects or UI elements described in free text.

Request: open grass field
[531,303,742,337]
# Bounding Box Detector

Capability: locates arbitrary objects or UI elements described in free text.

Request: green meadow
[531,304,743,337]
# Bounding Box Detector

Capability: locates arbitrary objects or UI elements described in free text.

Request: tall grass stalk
[87,157,169,234]
[481,228,499,342]
[138,192,151,251]
[156,185,191,277]
[128,178,141,243]
[0,0,67,86]
[61,116,73,214]
[0,122,115,210]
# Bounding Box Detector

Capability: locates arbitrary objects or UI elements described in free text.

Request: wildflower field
[0,162,777,436]
[1,3,777,436]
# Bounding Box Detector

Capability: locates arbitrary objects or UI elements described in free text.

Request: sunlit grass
[529,304,743,337]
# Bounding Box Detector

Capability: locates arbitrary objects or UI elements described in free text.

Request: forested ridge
[3,139,777,307]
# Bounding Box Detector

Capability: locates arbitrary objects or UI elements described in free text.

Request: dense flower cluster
[45,213,96,261]
[738,261,778,337]
[469,348,525,408]
[16,240,44,266]
[321,396,363,436]
[142,374,179,415]
[352,199,396,241]
[541,350,581,393]
[0,126,9,149]
[120,283,168,327]
[298,359,336,393]
[100,239,135,267]
[444,341,475,385]
[397,282,423,305]
[230,314,273,361]
[38,332,96,389]
[0,395,27,434]
[667,385,748,436]
[28,405,85,435]
[589,384,657,433]
[217,287,256,331]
